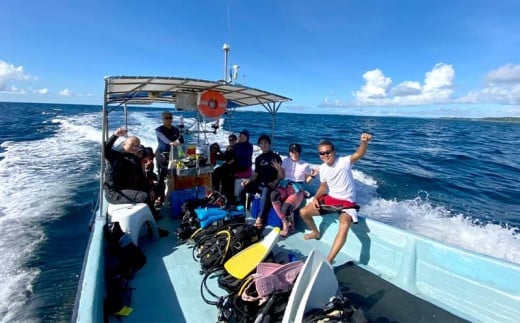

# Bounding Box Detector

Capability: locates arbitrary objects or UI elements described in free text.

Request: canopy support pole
[258,100,283,146]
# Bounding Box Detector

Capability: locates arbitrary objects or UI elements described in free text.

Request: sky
[1,0,520,118]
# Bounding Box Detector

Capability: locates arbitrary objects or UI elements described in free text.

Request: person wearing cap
[270,143,317,237]
[155,111,184,203]
[239,134,283,230]
[299,133,373,263]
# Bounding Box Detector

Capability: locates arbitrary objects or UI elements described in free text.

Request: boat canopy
[104,76,292,109]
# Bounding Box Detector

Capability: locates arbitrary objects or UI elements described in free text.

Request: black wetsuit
[104,135,153,209]
[239,151,282,221]
[212,146,237,201]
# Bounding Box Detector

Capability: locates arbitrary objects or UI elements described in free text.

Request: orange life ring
[198,90,227,118]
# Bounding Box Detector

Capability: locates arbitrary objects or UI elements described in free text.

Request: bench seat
[107,203,159,245]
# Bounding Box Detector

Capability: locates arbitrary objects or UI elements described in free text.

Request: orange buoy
[198,90,227,118]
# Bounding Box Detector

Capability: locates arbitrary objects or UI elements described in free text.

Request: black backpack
[215,282,291,322]
[103,222,146,317]
[195,222,262,274]
[176,191,230,241]
[303,295,368,323]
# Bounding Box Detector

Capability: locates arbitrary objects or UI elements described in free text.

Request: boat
[72,47,520,323]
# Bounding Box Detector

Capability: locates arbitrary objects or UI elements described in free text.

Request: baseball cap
[289,143,302,153]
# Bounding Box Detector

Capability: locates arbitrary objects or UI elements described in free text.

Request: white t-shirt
[282,158,311,182]
[319,155,355,202]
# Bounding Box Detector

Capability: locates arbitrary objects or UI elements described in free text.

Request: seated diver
[104,128,168,236]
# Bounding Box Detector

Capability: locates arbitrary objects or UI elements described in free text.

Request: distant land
[439,116,520,123]
[1,101,519,122]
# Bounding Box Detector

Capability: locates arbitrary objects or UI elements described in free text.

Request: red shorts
[318,195,360,223]
[318,195,358,209]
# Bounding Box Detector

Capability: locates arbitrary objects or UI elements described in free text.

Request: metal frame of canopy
[102,76,292,140]
[103,76,291,107]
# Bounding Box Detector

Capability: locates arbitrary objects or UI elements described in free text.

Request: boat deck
[335,262,467,323]
[114,210,466,323]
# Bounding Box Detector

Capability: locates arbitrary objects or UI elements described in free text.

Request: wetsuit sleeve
[156,128,171,145]
[276,153,282,164]
[224,149,235,163]
[104,135,122,162]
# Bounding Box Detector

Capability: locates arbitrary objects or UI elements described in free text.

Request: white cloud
[423,63,454,93]
[353,63,455,106]
[458,64,520,105]
[59,89,73,96]
[391,81,422,96]
[37,88,48,95]
[456,90,480,104]
[353,69,391,102]
[486,63,520,84]
[0,60,35,92]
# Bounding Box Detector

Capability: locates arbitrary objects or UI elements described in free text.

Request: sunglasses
[163,116,172,120]
[318,151,333,156]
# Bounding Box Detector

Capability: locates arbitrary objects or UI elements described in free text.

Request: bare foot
[304,232,321,240]
[280,220,290,237]
[254,217,264,230]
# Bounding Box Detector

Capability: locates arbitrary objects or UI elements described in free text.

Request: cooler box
[170,173,211,191]
[169,187,207,218]
[250,195,282,228]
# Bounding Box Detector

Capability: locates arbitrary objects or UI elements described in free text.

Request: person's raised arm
[272,160,285,181]
[104,128,127,161]
[305,167,319,184]
[350,133,372,164]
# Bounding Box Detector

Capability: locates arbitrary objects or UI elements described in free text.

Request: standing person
[271,143,318,237]
[239,134,283,230]
[211,134,238,201]
[299,133,373,263]
[104,128,157,215]
[155,111,184,204]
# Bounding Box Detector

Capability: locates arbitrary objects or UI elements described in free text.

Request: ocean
[0,102,518,322]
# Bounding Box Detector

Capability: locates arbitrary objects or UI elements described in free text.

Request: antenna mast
[223,43,230,82]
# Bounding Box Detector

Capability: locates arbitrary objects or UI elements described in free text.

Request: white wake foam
[0,112,100,321]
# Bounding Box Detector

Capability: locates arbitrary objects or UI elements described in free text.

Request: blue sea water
[0,102,519,321]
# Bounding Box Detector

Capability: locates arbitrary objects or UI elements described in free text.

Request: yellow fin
[114,306,133,316]
[224,227,280,279]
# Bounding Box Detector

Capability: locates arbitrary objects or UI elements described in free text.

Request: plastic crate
[169,187,207,218]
